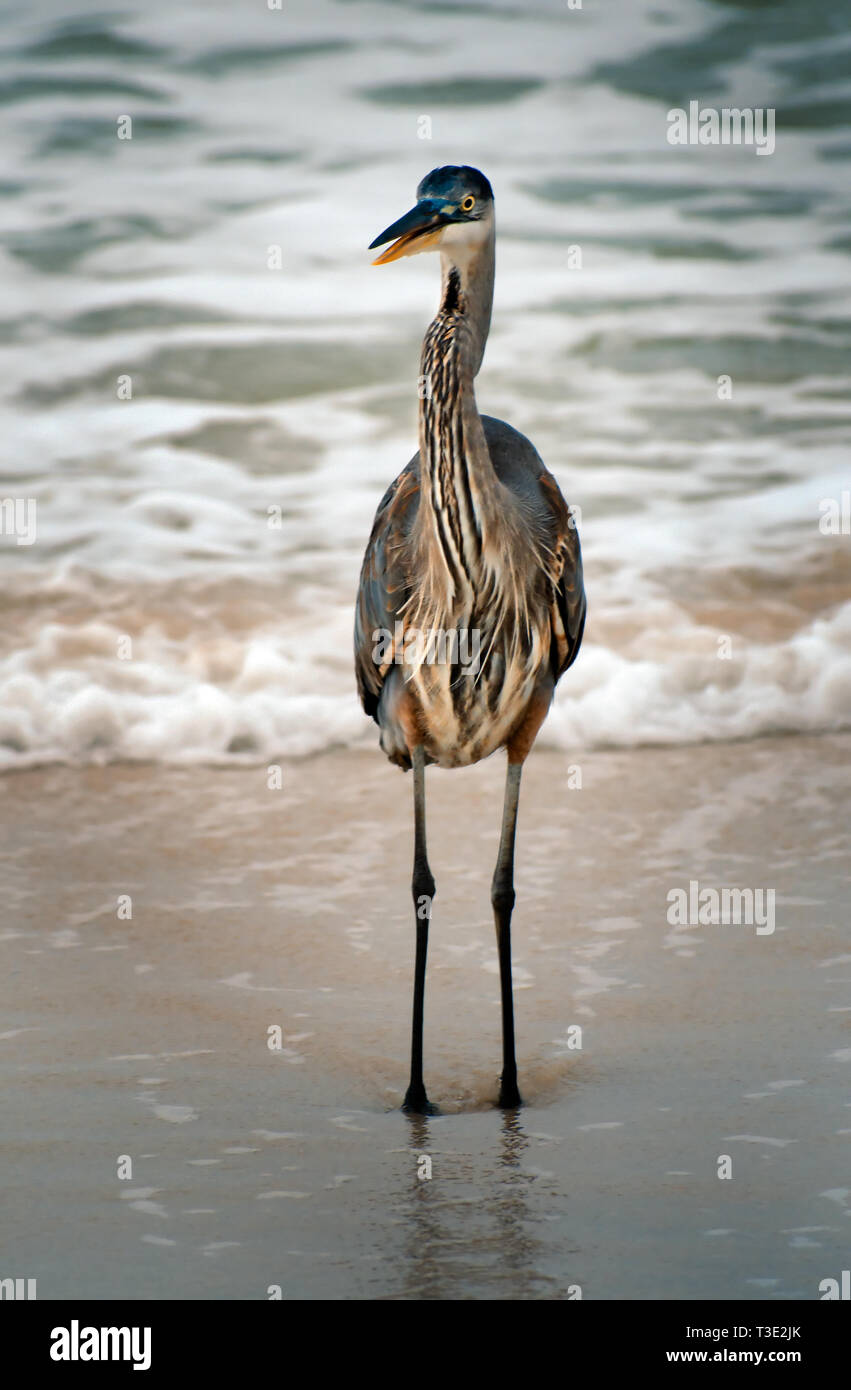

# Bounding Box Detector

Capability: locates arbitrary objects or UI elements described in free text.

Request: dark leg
[404,744,436,1114]
[492,759,523,1108]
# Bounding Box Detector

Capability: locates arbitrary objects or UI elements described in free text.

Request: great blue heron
[354,166,586,1112]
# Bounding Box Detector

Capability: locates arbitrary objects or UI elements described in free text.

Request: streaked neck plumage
[438,234,494,380]
[414,229,500,611]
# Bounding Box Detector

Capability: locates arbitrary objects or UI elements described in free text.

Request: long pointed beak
[369,199,448,264]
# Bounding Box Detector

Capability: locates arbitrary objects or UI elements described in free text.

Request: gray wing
[481,415,586,683]
[354,456,420,721]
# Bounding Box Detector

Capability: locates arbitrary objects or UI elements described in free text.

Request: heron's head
[369,165,494,269]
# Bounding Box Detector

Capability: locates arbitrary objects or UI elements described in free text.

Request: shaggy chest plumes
[393,610,549,769]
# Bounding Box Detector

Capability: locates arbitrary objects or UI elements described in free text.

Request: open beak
[369,199,449,264]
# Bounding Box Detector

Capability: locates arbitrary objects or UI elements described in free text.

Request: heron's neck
[439,236,494,378]
[416,236,500,601]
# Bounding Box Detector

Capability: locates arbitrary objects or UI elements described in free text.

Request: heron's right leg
[492,759,523,1109]
[404,744,436,1114]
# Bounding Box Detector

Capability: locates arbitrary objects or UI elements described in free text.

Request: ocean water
[1,0,850,767]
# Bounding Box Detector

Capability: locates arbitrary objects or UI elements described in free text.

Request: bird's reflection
[398,1106,556,1300]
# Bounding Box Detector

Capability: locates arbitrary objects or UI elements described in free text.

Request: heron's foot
[498,1075,522,1109]
[403,1084,438,1115]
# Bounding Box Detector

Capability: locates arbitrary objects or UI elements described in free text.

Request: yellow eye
[461,195,475,212]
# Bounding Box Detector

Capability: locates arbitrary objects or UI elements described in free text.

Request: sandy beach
[2,733,849,1299]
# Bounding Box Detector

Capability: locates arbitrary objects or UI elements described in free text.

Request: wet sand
[1,734,849,1300]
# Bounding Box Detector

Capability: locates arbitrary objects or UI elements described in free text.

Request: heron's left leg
[404,743,436,1114]
[492,759,523,1109]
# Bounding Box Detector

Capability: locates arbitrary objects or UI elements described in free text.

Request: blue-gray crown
[416,166,494,208]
